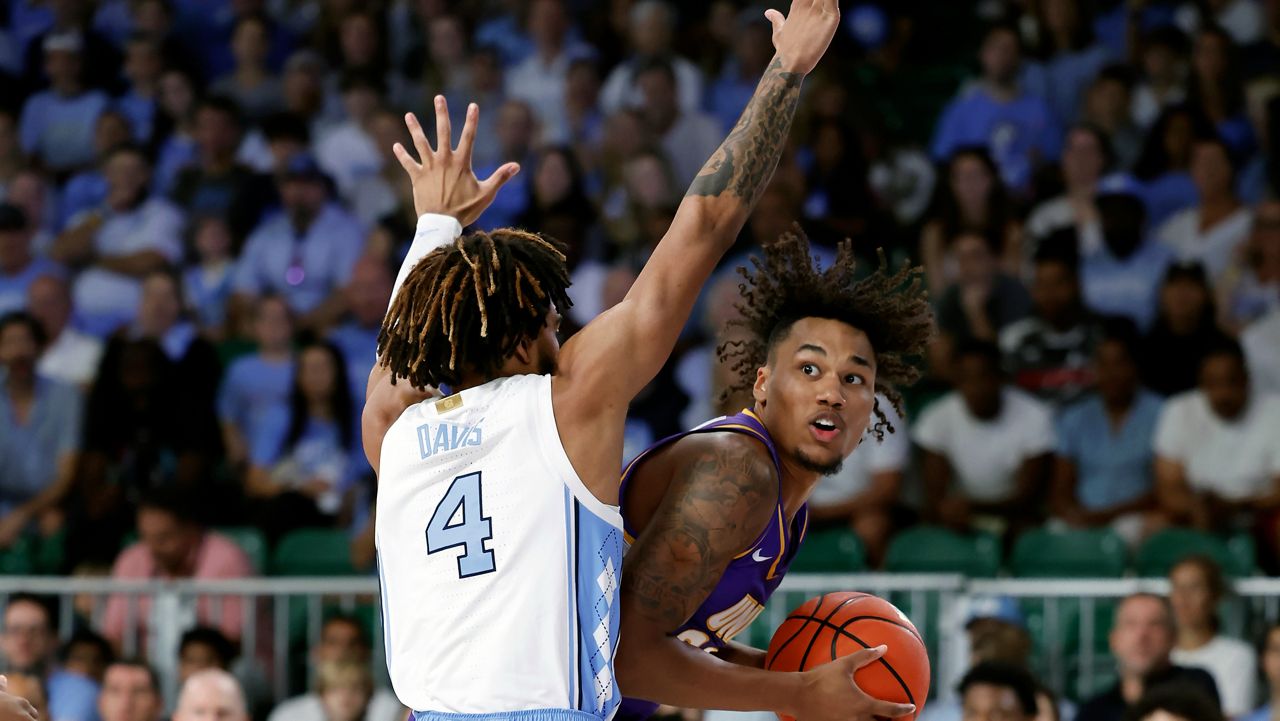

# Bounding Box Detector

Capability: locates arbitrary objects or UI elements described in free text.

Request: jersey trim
[533,374,624,530]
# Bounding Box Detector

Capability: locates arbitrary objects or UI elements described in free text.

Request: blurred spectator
[1154,341,1280,551]
[315,72,384,201]
[1242,621,1280,721]
[564,58,605,159]
[1,594,100,721]
[1243,0,1280,77]
[1138,262,1232,396]
[329,258,391,401]
[1238,79,1278,204]
[3,170,56,257]
[1081,65,1144,170]
[600,1,703,118]
[349,108,414,227]
[247,340,362,540]
[633,57,722,188]
[60,631,112,684]
[231,153,364,330]
[52,144,185,337]
[0,110,22,193]
[916,340,1054,537]
[931,22,1061,193]
[27,274,103,388]
[1133,106,1208,228]
[218,295,295,470]
[802,120,876,245]
[18,32,109,174]
[0,204,62,315]
[600,144,675,254]
[173,670,247,721]
[211,14,284,122]
[457,47,508,170]
[1167,555,1256,717]
[103,489,255,651]
[1216,199,1280,332]
[705,10,772,134]
[58,110,132,231]
[403,14,474,105]
[131,269,220,385]
[312,661,397,721]
[1242,306,1280,395]
[956,662,1038,721]
[1177,0,1265,46]
[0,313,81,549]
[1155,137,1253,281]
[1051,319,1163,547]
[1126,687,1226,721]
[267,616,401,721]
[807,396,907,568]
[177,628,235,685]
[116,34,164,144]
[934,231,1033,351]
[920,147,1022,295]
[97,660,161,721]
[1082,177,1174,331]
[20,0,120,94]
[183,216,237,336]
[280,51,338,138]
[1187,26,1255,155]
[1132,27,1190,129]
[999,240,1104,406]
[152,68,201,195]
[260,113,314,178]
[1025,125,1111,253]
[473,100,537,232]
[1022,0,1113,128]
[504,0,593,145]
[1077,593,1220,721]
[170,96,274,243]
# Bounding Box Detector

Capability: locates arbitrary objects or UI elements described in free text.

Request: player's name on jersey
[416,421,484,459]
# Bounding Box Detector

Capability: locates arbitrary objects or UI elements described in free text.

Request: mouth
[808,412,843,443]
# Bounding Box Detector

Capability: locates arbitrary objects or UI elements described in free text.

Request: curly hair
[377,228,572,389]
[718,231,933,440]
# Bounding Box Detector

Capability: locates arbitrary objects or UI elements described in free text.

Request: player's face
[962,683,1030,721]
[755,318,875,476]
[529,306,562,376]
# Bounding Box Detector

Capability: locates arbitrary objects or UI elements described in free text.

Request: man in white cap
[17,31,108,173]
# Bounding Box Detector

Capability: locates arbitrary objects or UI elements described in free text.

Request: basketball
[765,592,930,721]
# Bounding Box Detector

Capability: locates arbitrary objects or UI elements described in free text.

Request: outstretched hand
[393,95,520,227]
[765,0,842,76]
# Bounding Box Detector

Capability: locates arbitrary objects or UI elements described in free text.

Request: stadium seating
[217,527,269,574]
[1134,528,1257,577]
[1010,528,1127,578]
[884,525,1001,577]
[789,527,867,573]
[271,529,358,576]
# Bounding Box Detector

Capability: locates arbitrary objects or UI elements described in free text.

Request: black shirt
[1075,664,1221,721]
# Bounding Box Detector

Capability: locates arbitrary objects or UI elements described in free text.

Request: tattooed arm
[553,1,841,504]
[616,433,915,720]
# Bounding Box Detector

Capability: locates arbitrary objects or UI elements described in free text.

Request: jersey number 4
[426,472,496,577]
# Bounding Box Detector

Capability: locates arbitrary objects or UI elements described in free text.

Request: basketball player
[362,3,862,721]
[616,236,934,719]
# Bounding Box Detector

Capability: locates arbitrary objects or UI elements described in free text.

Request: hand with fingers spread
[766,0,842,76]
[393,95,520,226]
[795,646,917,721]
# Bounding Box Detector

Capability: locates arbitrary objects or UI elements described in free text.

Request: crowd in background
[0,0,1278,718]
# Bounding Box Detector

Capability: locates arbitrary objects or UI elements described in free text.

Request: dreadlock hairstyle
[719,230,933,440]
[378,228,573,389]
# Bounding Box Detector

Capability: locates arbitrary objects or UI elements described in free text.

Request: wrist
[416,213,464,239]
[772,52,809,78]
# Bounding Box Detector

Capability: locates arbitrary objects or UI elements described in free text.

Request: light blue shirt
[931,84,1062,192]
[0,257,63,314]
[0,377,82,515]
[47,670,101,721]
[18,89,109,172]
[217,353,293,443]
[1023,44,1112,127]
[184,264,234,330]
[1056,390,1163,511]
[249,408,366,491]
[58,171,107,230]
[327,322,377,406]
[232,203,365,313]
[1081,239,1173,331]
[115,91,157,142]
[1142,172,1198,229]
[1240,704,1272,721]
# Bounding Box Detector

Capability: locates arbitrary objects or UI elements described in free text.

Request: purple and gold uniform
[616,410,809,720]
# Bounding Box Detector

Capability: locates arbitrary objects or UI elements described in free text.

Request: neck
[5,373,34,398]
[984,78,1018,101]
[259,346,290,361]
[1120,672,1146,703]
[538,40,562,62]
[307,400,333,419]
[1201,195,1240,215]
[1051,29,1073,51]
[53,80,81,97]
[203,154,235,173]
[1178,624,1215,649]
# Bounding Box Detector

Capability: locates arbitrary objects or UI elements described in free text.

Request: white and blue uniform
[375,356,626,719]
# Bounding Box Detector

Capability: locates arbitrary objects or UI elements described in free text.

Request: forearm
[617,634,803,713]
[389,213,463,314]
[17,454,76,517]
[49,225,97,265]
[717,641,768,669]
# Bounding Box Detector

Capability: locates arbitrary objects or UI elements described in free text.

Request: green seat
[0,536,34,574]
[790,528,866,573]
[216,527,268,573]
[272,529,358,576]
[1011,528,1127,578]
[1135,528,1254,577]
[884,526,1000,577]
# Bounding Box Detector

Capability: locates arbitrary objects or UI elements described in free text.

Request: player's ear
[511,336,534,367]
[752,366,770,407]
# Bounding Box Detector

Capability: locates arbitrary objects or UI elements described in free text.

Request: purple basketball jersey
[616,410,809,720]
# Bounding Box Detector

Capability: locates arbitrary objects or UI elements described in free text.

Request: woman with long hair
[1133,104,1215,227]
[1168,555,1256,718]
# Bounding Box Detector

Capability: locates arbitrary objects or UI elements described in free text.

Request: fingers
[392,142,420,175]
[764,8,785,33]
[0,675,7,690]
[404,112,432,165]
[478,162,521,196]
[843,644,888,669]
[457,103,479,165]
[868,699,916,719]
[19,699,36,720]
[434,95,452,155]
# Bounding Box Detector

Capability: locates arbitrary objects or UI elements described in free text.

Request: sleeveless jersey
[375,373,626,719]
[615,409,809,720]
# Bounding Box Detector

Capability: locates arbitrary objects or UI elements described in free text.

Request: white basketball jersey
[375,373,625,718]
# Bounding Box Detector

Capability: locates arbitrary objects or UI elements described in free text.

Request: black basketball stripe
[829,614,924,646]
[766,593,836,670]
[831,623,917,719]
[796,595,863,671]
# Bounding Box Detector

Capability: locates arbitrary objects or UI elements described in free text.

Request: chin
[794,448,844,476]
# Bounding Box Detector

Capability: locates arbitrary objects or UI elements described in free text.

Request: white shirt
[315,122,382,200]
[600,55,705,116]
[37,329,104,387]
[505,46,590,145]
[1243,310,1280,396]
[1154,391,1280,501]
[661,111,725,187]
[1131,83,1186,129]
[267,689,404,721]
[913,388,1056,503]
[1024,194,1103,257]
[1172,635,1258,717]
[1176,0,1264,45]
[1155,205,1253,281]
[810,396,910,506]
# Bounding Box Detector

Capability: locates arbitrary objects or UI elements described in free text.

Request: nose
[815,378,845,409]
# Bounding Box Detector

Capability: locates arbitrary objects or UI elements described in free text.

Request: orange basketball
[765,592,930,721]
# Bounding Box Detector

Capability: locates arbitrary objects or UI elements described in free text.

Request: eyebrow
[798,344,873,369]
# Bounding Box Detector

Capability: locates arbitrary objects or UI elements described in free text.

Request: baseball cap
[43,31,84,54]
[964,595,1026,630]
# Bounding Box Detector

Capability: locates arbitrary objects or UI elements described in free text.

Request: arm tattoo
[686,57,803,205]
[621,441,777,629]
